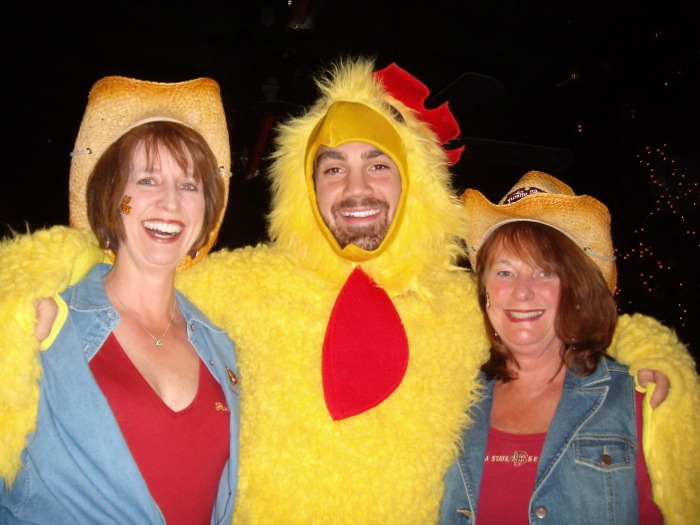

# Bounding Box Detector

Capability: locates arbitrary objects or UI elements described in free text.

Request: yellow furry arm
[0,225,104,484]
[610,313,696,382]
[612,313,700,523]
[0,225,104,296]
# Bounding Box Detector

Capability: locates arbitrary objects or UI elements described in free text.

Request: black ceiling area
[2,0,699,357]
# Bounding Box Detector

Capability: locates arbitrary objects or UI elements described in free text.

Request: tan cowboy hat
[69,76,231,271]
[462,170,617,292]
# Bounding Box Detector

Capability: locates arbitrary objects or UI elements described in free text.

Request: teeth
[507,310,543,319]
[144,221,182,237]
[340,209,380,218]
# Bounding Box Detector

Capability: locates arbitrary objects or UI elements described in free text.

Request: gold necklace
[107,280,177,347]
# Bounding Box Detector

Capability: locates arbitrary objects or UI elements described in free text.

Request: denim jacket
[440,358,638,524]
[0,264,240,524]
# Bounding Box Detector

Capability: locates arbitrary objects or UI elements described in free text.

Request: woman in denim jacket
[440,171,699,524]
[0,77,240,524]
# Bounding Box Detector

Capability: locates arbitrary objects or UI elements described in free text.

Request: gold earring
[486,293,490,309]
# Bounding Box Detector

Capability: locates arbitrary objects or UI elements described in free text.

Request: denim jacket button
[600,453,613,466]
[189,322,196,332]
[534,505,548,519]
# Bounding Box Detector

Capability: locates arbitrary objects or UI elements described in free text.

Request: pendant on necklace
[155,339,164,347]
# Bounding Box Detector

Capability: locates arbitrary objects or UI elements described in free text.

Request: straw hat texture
[69,76,231,271]
[462,170,617,292]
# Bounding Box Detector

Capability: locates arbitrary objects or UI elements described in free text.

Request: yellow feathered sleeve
[609,313,700,524]
[0,226,104,484]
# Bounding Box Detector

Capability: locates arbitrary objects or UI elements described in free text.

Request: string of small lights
[616,144,698,340]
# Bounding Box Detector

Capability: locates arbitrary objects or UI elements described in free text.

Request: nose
[513,275,535,300]
[158,183,180,211]
[342,169,373,198]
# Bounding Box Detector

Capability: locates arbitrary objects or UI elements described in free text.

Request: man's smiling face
[313,141,402,251]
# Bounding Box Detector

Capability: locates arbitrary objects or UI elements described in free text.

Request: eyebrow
[315,147,388,166]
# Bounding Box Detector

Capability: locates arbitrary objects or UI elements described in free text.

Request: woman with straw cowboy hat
[439,171,700,524]
[0,77,240,524]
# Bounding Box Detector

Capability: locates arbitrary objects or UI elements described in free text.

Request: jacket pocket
[573,435,635,472]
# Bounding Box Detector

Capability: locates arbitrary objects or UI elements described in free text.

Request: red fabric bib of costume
[322,267,409,420]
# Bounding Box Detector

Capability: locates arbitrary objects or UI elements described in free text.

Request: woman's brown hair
[475,222,618,381]
[86,121,225,255]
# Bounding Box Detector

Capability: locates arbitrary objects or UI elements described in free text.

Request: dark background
[2,1,698,362]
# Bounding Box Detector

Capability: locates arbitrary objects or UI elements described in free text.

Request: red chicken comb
[373,63,464,166]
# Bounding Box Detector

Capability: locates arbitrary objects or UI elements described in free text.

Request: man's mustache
[332,198,389,213]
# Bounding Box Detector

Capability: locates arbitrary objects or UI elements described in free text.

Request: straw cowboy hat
[462,170,617,292]
[69,76,231,271]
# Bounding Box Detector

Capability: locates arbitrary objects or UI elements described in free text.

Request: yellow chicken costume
[1,58,699,524]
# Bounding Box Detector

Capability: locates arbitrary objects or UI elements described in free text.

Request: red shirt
[478,428,545,524]
[90,333,230,525]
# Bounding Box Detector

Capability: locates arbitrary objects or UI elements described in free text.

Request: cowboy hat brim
[462,171,617,292]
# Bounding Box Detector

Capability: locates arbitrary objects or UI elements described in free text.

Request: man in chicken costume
[1,58,698,524]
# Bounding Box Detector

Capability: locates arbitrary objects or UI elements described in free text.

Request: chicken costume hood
[268,59,465,277]
[1,58,699,525]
